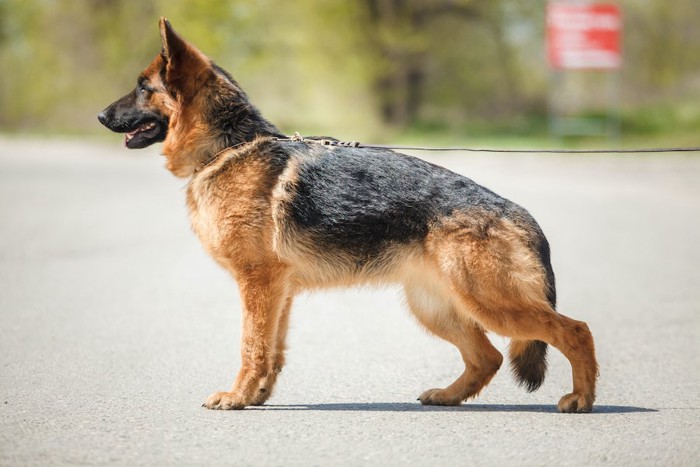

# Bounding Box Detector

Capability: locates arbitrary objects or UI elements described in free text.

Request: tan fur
[185,141,291,408]
[163,107,215,177]
[184,145,598,411]
[422,213,598,411]
[130,19,599,412]
[178,138,597,411]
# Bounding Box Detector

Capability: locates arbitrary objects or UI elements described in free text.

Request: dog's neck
[162,86,283,178]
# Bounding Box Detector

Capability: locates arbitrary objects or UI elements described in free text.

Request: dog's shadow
[252,403,657,414]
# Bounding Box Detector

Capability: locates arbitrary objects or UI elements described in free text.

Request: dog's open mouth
[125,121,156,143]
[124,121,164,149]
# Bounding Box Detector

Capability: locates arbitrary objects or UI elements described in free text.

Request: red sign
[547,3,622,69]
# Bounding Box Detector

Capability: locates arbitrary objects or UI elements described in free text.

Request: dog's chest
[187,186,226,257]
[186,172,273,268]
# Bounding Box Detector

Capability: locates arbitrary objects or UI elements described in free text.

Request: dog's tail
[509,235,555,392]
[509,340,548,392]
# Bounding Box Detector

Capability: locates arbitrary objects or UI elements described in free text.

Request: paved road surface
[1,137,698,466]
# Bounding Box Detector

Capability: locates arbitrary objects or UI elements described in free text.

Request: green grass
[389,107,700,151]
[3,102,699,153]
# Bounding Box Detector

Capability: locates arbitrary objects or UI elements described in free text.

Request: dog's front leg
[204,266,289,410]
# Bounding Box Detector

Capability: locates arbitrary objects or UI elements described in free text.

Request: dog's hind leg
[460,293,598,413]
[405,285,503,406]
[431,219,598,413]
[204,264,291,410]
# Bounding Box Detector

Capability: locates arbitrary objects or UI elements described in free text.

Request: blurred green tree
[0,0,698,137]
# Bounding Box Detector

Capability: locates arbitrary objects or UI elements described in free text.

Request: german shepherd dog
[98,18,598,413]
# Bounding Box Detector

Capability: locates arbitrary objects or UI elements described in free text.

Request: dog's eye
[137,82,152,96]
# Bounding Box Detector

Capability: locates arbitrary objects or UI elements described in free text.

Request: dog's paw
[417,388,463,406]
[557,392,594,413]
[250,385,275,406]
[203,391,247,410]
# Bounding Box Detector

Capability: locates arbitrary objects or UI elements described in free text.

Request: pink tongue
[124,131,136,146]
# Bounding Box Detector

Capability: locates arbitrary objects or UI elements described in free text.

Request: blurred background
[2,3,700,464]
[1,0,700,146]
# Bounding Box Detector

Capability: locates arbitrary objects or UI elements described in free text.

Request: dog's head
[99,19,280,177]
[97,18,213,150]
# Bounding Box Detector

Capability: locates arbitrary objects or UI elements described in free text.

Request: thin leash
[275,132,700,154]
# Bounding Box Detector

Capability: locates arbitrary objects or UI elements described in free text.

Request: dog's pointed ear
[158,17,212,101]
[159,17,181,62]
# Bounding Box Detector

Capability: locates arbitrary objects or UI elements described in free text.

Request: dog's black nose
[97,111,107,126]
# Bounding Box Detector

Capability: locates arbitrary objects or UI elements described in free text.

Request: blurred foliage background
[1,0,700,145]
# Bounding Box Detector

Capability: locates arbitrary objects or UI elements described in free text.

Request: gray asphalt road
[1,136,699,466]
